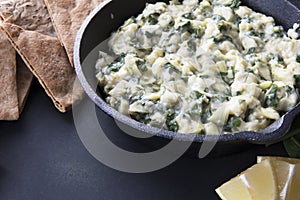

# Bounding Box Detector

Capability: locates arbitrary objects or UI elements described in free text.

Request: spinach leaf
[294,74,300,88]
[168,20,175,27]
[217,21,230,32]
[192,28,203,38]
[187,40,197,51]
[232,117,241,128]
[131,113,150,124]
[178,21,193,33]
[246,28,264,38]
[178,21,203,38]
[200,104,211,124]
[284,135,300,158]
[189,103,203,117]
[246,47,256,55]
[107,54,126,72]
[212,15,225,21]
[166,109,179,132]
[190,90,202,99]
[266,115,300,157]
[224,116,241,132]
[285,85,293,94]
[165,63,180,74]
[233,14,241,26]
[168,121,179,132]
[183,12,196,20]
[145,31,154,38]
[148,13,160,25]
[136,59,147,72]
[274,54,284,63]
[273,26,284,38]
[246,29,257,36]
[213,34,232,43]
[265,84,279,107]
[296,55,300,63]
[230,0,241,9]
[128,91,143,104]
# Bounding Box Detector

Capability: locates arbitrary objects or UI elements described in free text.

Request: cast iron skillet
[74,0,300,156]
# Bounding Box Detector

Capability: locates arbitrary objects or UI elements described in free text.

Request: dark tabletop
[0,77,290,200]
[1,0,300,199]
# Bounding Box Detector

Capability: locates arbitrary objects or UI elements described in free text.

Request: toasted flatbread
[44,0,104,66]
[0,0,56,37]
[16,54,33,113]
[0,0,83,112]
[0,31,18,120]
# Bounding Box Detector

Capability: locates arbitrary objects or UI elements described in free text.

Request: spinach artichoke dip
[95,0,300,134]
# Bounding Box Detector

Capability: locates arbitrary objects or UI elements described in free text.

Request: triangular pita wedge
[16,54,33,113]
[0,0,83,112]
[0,0,56,37]
[0,22,83,112]
[44,0,104,66]
[0,31,18,120]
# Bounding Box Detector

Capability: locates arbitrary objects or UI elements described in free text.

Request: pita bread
[16,54,33,113]
[0,0,83,112]
[44,0,104,66]
[0,0,55,36]
[0,31,18,120]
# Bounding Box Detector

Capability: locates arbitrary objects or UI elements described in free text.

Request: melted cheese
[96,0,300,134]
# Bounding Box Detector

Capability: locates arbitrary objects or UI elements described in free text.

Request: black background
[0,0,300,199]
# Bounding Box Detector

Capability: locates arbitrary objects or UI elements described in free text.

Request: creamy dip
[96,0,300,134]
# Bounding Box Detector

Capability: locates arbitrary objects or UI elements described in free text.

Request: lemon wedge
[285,163,300,200]
[215,176,252,200]
[257,156,300,200]
[215,159,276,200]
[257,156,300,165]
[241,159,276,200]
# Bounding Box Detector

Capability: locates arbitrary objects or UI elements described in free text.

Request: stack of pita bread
[0,0,104,120]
